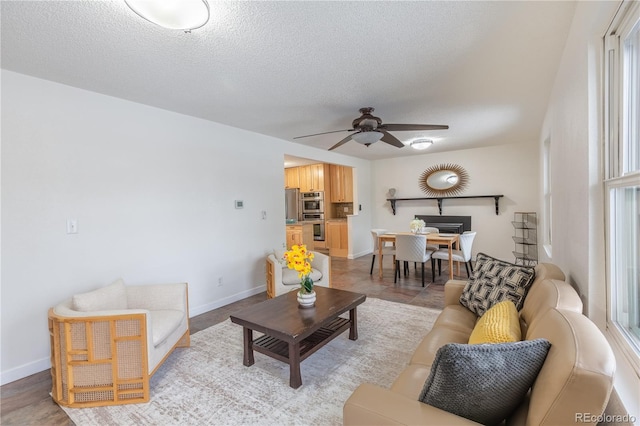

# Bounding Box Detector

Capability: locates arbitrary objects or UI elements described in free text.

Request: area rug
[62,297,440,426]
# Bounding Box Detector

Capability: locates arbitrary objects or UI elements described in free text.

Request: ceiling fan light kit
[293,107,448,151]
[410,139,433,150]
[124,0,210,31]
[351,130,383,146]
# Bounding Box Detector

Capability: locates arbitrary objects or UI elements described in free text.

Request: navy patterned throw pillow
[460,252,535,316]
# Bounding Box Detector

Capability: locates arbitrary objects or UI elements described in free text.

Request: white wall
[371,142,540,262]
[539,0,639,418]
[0,70,372,384]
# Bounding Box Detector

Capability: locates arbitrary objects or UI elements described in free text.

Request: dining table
[378,232,460,281]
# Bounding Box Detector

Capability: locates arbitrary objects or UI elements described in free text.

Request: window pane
[623,20,640,173]
[611,185,640,350]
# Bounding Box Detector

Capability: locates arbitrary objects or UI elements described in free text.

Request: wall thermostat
[235,200,244,209]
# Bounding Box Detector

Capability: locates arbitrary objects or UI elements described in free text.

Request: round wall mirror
[419,163,469,197]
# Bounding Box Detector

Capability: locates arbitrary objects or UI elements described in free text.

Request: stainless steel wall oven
[301,192,325,241]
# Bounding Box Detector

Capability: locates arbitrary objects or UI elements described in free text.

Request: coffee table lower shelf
[253,316,350,363]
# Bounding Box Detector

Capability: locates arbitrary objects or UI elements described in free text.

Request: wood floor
[0,254,451,425]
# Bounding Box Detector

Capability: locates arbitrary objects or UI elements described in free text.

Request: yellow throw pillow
[468,300,521,344]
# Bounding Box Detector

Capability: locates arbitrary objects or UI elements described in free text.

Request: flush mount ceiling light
[125,0,210,31]
[351,130,383,146]
[410,139,434,150]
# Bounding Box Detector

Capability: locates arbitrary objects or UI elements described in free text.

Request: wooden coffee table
[229,286,366,388]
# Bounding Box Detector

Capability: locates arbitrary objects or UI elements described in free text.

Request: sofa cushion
[282,268,323,286]
[151,309,185,347]
[272,249,287,264]
[432,305,478,334]
[390,364,433,399]
[460,252,536,316]
[519,278,583,335]
[72,278,128,312]
[418,339,551,425]
[409,327,471,367]
[468,300,521,344]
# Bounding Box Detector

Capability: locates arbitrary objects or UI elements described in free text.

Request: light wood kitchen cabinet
[326,220,348,257]
[284,167,300,189]
[329,165,353,202]
[298,164,325,192]
[286,224,314,249]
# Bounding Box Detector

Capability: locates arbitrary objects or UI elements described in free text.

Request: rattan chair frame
[48,291,190,408]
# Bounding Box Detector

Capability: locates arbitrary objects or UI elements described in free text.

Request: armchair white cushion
[49,279,190,407]
[266,251,331,298]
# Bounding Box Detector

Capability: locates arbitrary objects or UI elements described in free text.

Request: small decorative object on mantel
[283,244,316,308]
[419,163,470,197]
[388,188,396,198]
[410,218,426,234]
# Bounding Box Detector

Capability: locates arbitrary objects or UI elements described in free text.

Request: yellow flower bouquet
[283,244,315,294]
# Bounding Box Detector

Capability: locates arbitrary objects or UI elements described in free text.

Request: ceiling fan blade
[382,124,449,131]
[293,129,353,139]
[380,131,405,148]
[328,134,354,151]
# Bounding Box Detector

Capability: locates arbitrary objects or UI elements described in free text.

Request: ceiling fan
[293,107,449,151]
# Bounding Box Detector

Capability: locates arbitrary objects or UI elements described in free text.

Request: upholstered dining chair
[420,226,440,252]
[432,231,477,277]
[394,234,435,287]
[370,229,395,275]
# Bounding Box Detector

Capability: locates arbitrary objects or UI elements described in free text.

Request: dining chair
[394,234,435,287]
[432,231,477,277]
[370,229,395,275]
[420,226,440,252]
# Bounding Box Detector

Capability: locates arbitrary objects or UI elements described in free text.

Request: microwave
[301,192,323,201]
[301,192,324,214]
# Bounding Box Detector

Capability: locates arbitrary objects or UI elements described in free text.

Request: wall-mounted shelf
[386,195,504,215]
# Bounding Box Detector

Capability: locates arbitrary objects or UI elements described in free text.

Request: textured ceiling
[1,1,577,161]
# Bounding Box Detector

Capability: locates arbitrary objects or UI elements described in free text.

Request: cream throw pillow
[72,278,128,312]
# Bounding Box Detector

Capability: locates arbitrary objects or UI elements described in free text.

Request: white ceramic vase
[297,290,316,308]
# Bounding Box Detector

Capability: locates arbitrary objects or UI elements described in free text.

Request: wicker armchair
[48,279,190,407]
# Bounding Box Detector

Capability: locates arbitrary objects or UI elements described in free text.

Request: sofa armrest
[444,280,467,306]
[267,254,285,298]
[311,251,330,284]
[49,309,151,407]
[344,383,481,425]
[126,282,188,312]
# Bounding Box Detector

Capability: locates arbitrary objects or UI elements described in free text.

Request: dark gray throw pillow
[460,252,536,316]
[418,339,551,425]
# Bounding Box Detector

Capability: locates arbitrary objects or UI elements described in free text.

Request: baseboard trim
[350,249,371,260]
[189,285,266,317]
[0,357,51,386]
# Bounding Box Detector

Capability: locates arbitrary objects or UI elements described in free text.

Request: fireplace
[415,215,471,234]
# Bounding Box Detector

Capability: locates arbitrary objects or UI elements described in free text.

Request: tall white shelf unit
[512,212,538,265]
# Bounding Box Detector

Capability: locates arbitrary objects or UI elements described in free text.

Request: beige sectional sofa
[344,263,616,425]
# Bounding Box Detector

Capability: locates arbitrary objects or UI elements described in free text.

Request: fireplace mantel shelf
[386,195,504,215]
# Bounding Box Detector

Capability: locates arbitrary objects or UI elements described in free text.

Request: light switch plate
[66,219,78,234]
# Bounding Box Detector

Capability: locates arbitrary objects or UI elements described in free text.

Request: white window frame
[604,0,640,374]
[542,136,552,258]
